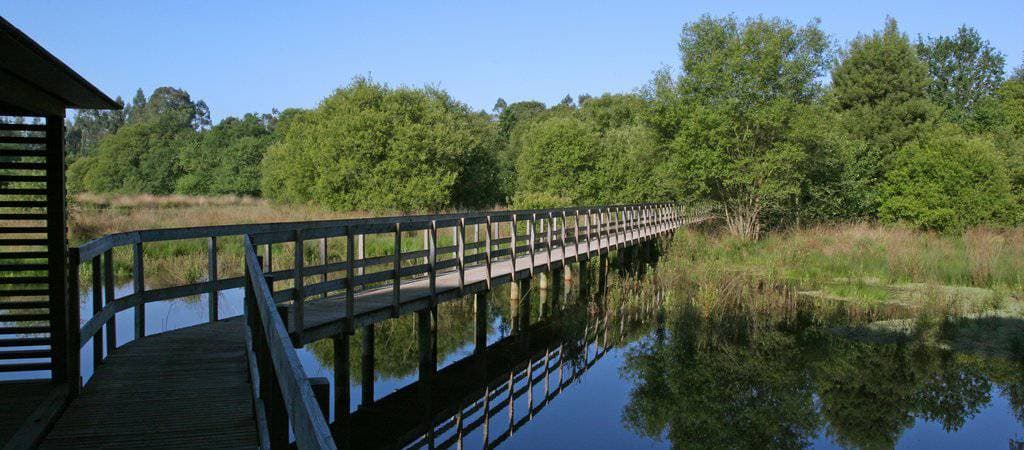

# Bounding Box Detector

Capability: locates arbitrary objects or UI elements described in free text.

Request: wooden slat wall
[0,116,58,378]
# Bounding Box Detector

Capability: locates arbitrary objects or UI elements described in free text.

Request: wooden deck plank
[39,318,257,449]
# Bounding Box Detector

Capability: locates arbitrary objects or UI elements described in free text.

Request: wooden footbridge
[0,17,703,449]
[6,202,693,448]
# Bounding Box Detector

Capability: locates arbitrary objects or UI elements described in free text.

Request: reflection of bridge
[348,299,646,449]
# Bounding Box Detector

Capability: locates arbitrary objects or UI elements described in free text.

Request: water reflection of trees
[621,295,1024,449]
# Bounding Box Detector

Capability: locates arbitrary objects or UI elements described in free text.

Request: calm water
[5,253,1024,449]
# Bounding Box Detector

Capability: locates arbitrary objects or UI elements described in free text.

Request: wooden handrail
[243,235,336,450]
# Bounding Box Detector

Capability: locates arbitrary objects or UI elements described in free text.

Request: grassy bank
[659,223,1024,358]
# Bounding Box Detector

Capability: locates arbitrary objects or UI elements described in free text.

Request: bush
[879,125,1015,230]
[260,78,501,212]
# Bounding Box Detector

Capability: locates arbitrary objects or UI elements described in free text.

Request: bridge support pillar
[417,307,437,380]
[333,334,350,430]
[474,292,488,354]
[360,324,375,407]
[538,271,550,290]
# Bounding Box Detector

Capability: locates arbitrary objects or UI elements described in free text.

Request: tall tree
[656,15,831,238]
[917,25,1006,127]
[830,18,935,214]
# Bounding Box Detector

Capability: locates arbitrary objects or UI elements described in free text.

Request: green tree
[830,18,936,214]
[260,78,500,212]
[68,87,207,194]
[917,25,1006,128]
[512,115,600,208]
[176,113,276,196]
[879,125,1014,230]
[656,15,831,238]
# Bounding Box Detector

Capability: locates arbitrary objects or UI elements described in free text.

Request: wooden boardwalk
[31,204,686,448]
[298,228,652,345]
[39,318,258,449]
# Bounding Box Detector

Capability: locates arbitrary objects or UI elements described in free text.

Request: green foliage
[657,15,831,238]
[260,78,501,212]
[176,113,275,196]
[917,25,1006,128]
[879,125,1014,230]
[830,18,936,214]
[511,93,667,208]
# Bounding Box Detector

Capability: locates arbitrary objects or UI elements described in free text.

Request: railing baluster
[485,215,493,289]
[528,213,536,276]
[345,228,355,334]
[103,248,116,354]
[458,218,465,295]
[546,212,553,273]
[293,229,304,338]
[133,242,145,339]
[91,256,102,371]
[208,236,218,322]
[429,220,437,305]
[67,248,81,393]
[511,214,518,277]
[392,223,401,316]
[573,210,580,262]
[319,237,328,299]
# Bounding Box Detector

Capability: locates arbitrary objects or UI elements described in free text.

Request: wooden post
[133,242,145,340]
[417,308,437,379]
[458,218,465,295]
[510,215,518,278]
[485,215,492,289]
[91,256,102,369]
[42,115,69,388]
[560,211,567,268]
[262,243,272,273]
[361,324,375,407]
[546,212,553,273]
[573,210,580,263]
[103,249,116,354]
[333,334,350,429]
[293,230,304,337]
[392,223,401,316]
[66,248,80,392]
[528,213,536,276]
[345,229,355,334]
[309,377,330,422]
[356,233,364,277]
[429,220,437,306]
[208,236,218,322]
[474,292,487,354]
[319,237,328,299]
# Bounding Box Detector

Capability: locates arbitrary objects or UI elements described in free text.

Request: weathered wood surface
[39,318,257,449]
[0,380,54,445]
[298,225,661,345]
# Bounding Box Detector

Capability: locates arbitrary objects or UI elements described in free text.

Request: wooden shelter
[0,16,120,447]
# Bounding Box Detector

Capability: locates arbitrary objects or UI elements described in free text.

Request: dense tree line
[66,15,1024,236]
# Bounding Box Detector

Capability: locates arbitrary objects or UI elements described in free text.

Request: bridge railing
[66,203,703,394]
[242,235,335,449]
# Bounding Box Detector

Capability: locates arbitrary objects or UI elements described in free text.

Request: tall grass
[661,223,1024,294]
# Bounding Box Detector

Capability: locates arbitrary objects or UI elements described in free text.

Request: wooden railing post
[67,248,81,393]
[485,215,493,289]
[458,217,465,295]
[91,255,102,371]
[319,237,328,299]
[546,212,553,273]
[528,213,536,276]
[573,210,580,262]
[133,242,145,340]
[560,211,567,267]
[103,248,116,354]
[208,236,218,322]
[392,223,401,317]
[292,229,304,339]
[345,228,355,334]
[586,208,593,258]
[510,214,518,277]
[429,220,437,305]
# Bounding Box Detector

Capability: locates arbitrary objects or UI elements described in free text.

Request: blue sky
[5,1,1022,121]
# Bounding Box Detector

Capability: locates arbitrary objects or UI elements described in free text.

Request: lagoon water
[5,261,1022,448]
